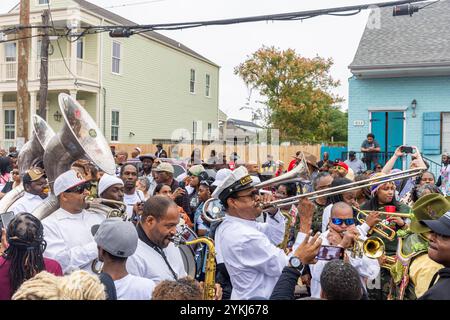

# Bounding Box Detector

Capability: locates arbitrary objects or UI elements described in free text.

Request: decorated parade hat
[411,193,450,233]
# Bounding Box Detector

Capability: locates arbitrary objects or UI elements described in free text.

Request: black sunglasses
[64,182,91,194]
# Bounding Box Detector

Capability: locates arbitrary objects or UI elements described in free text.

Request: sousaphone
[32,93,115,220]
[0,115,55,214]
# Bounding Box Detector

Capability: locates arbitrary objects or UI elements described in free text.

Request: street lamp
[53,110,62,122]
[411,99,417,118]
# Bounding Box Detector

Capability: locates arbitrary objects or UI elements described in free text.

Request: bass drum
[176,224,198,278]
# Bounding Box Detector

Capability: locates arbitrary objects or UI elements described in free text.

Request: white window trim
[205,73,211,98]
[190,68,196,94]
[5,42,17,62]
[4,107,16,142]
[111,109,120,142]
[111,41,122,75]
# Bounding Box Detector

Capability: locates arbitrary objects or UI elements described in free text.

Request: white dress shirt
[126,239,186,284]
[293,230,380,298]
[214,210,288,300]
[9,192,46,215]
[42,208,105,274]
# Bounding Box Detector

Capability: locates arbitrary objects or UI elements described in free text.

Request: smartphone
[178,181,186,189]
[0,212,15,230]
[400,146,414,154]
[316,245,345,261]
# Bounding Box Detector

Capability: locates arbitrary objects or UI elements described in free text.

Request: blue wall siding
[348,76,450,164]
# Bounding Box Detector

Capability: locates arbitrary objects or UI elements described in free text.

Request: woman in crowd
[153,183,193,229]
[137,176,151,200]
[0,157,11,194]
[0,213,63,300]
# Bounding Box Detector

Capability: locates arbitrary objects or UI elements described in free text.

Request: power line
[0,34,45,43]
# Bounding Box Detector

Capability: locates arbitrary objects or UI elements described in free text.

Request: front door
[370,111,404,169]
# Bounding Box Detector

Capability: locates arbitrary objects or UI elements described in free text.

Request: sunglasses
[64,182,91,194]
[331,218,355,226]
[235,189,259,200]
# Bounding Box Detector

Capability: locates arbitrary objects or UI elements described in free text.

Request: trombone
[261,167,425,209]
[353,206,413,241]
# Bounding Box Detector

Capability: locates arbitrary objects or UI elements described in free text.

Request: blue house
[347,1,450,173]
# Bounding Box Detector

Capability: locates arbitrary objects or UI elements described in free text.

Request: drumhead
[179,245,196,278]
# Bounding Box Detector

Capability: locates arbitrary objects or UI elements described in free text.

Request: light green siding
[101,33,219,144]
[83,34,97,63]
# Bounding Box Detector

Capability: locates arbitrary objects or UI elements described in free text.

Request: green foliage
[234,46,344,143]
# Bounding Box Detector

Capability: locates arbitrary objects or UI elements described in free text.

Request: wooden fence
[112,143,321,166]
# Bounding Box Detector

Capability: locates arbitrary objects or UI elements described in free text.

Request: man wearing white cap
[42,169,105,274]
[98,174,125,211]
[213,166,322,300]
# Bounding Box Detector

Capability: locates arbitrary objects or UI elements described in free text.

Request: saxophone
[172,230,217,300]
[277,210,293,254]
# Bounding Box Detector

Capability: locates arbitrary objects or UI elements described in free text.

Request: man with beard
[139,154,157,195]
[120,164,145,221]
[42,169,105,274]
[9,168,48,215]
[126,196,186,283]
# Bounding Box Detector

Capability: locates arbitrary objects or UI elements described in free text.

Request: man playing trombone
[213,167,322,300]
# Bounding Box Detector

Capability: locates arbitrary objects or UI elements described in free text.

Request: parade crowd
[0,138,450,301]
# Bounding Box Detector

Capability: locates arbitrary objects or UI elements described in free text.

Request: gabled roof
[227,118,262,129]
[349,0,450,71]
[8,0,218,67]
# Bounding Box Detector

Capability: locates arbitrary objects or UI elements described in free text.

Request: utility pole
[38,9,50,119]
[17,0,30,144]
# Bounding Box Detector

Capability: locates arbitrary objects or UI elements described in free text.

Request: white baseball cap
[98,174,124,196]
[54,169,88,197]
[212,168,232,187]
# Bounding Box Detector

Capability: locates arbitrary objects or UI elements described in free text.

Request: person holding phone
[293,201,380,299]
[9,168,48,216]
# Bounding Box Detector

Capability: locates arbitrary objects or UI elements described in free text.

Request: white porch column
[0,93,3,146]
[70,32,78,77]
[29,91,37,139]
[69,90,77,100]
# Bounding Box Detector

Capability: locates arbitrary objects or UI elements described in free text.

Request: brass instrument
[0,115,55,214]
[277,210,293,253]
[172,233,217,300]
[32,93,116,220]
[85,196,127,220]
[353,206,413,240]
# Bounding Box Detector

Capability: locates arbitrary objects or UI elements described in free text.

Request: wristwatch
[289,256,304,273]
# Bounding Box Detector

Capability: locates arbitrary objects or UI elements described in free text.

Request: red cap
[336,161,349,172]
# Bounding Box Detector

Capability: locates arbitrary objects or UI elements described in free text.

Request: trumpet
[348,235,385,259]
[353,206,413,240]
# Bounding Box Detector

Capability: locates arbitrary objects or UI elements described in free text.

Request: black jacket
[419,267,450,300]
[270,267,302,300]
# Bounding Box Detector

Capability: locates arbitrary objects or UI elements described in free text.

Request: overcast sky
[0,0,398,121]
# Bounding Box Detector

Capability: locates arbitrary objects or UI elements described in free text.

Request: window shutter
[423,112,441,155]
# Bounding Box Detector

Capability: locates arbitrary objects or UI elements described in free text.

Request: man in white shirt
[93,218,155,300]
[138,154,157,195]
[345,151,366,175]
[126,195,187,283]
[213,166,322,300]
[293,201,380,298]
[9,167,48,215]
[42,169,105,274]
[120,163,145,221]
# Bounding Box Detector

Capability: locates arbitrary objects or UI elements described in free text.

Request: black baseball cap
[421,212,450,236]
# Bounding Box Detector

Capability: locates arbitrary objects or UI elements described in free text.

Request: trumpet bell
[363,237,385,259]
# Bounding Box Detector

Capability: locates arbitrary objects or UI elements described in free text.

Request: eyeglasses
[235,189,259,200]
[331,218,355,226]
[12,171,19,175]
[64,182,91,194]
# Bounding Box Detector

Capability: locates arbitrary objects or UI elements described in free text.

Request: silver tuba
[32,93,116,220]
[84,196,127,220]
[0,115,55,214]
